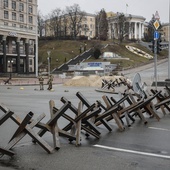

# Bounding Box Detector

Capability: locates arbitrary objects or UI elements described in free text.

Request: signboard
[104,64,117,73]
[154,31,159,39]
[87,62,102,67]
[153,20,160,30]
[103,52,114,58]
[9,32,17,37]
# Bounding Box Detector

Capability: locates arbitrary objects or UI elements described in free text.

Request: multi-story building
[0,0,38,75]
[44,13,96,39]
[161,23,169,42]
[80,13,96,39]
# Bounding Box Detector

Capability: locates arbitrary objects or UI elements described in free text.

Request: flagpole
[126,4,128,15]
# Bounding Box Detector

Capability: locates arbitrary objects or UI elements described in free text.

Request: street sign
[154,31,159,39]
[153,20,160,30]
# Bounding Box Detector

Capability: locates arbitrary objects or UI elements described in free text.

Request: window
[4,22,8,26]
[28,5,33,13]
[20,40,24,45]
[12,23,16,27]
[29,59,32,65]
[12,12,16,20]
[20,25,23,28]
[4,11,9,19]
[28,0,32,2]
[29,40,33,45]
[19,14,24,22]
[29,16,33,23]
[12,1,16,10]
[19,3,24,12]
[29,67,32,72]
[4,0,8,8]
[29,67,33,72]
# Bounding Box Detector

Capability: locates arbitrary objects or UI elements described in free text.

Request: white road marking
[94,144,170,159]
[148,127,170,132]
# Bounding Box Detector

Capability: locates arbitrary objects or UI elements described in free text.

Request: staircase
[53,48,94,73]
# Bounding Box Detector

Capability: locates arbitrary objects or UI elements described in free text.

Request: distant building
[44,13,96,39]
[0,0,38,75]
[161,23,169,42]
[108,13,146,40]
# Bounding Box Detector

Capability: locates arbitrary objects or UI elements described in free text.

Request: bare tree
[65,4,86,39]
[115,13,132,42]
[37,10,45,38]
[48,8,62,39]
[60,10,69,38]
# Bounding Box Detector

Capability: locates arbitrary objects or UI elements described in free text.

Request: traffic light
[157,38,162,54]
[148,40,154,53]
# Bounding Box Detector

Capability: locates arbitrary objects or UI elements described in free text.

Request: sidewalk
[0,76,70,86]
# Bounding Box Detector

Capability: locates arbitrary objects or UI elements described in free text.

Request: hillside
[38,40,168,72]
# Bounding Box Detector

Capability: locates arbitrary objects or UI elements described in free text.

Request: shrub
[93,48,101,59]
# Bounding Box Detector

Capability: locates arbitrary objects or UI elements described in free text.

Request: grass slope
[38,40,168,71]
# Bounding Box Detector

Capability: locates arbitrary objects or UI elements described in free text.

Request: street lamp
[8,59,13,79]
[47,50,51,76]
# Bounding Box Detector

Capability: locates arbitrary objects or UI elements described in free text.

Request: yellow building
[44,13,96,39]
[161,23,169,42]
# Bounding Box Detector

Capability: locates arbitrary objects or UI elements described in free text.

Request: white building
[108,13,146,40]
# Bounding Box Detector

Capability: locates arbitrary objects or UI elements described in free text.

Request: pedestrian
[38,76,44,90]
[47,75,53,90]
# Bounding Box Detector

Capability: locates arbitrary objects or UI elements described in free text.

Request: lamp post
[8,59,13,79]
[47,50,51,76]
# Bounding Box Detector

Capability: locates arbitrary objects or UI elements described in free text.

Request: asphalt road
[0,59,170,170]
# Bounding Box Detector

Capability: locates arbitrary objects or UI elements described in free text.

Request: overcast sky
[38,0,169,23]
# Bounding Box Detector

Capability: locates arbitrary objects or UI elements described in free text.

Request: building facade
[161,23,169,42]
[44,13,96,39]
[0,0,38,75]
[108,13,146,40]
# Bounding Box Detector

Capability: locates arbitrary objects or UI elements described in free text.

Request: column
[112,23,115,39]
[135,22,137,39]
[115,23,118,39]
[25,39,29,74]
[2,36,7,73]
[141,23,144,39]
[16,38,20,73]
[139,23,142,39]
[110,23,112,39]
[129,22,132,39]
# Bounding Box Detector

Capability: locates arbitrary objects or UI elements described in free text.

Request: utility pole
[47,51,51,76]
[154,38,158,90]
